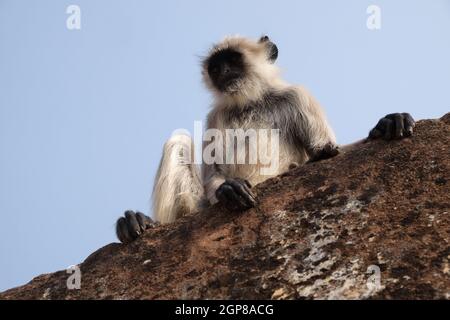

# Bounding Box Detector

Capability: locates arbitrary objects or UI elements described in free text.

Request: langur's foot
[308,143,340,162]
[116,211,156,244]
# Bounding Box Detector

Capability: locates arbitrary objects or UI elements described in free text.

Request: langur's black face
[205,35,279,93]
[207,48,246,93]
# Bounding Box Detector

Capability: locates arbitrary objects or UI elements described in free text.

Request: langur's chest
[222,93,297,131]
[223,105,276,130]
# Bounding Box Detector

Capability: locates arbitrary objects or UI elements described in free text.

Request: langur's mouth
[218,77,241,92]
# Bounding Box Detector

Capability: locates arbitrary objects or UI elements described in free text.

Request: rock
[1,114,449,300]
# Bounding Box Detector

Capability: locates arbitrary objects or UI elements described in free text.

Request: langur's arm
[340,113,415,152]
[339,139,368,153]
[202,159,256,210]
[202,113,227,205]
[202,162,226,205]
[201,114,256,210]
[293,86,339,161]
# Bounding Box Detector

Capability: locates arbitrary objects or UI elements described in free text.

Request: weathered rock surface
[1,114,449,300]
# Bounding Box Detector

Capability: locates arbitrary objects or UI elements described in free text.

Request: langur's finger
[216,185,230,203]
[223,183,248,210]
[228,179,256,207]
[242,180,256,200]
[369,118,387,139]
[402,113,415,126]
[380,118,393,140]
[402,113,415,136]
[326,144,340,157]
[227,186,251,210]
[369,128,382,139]
[241,179,257,201]
[125,210,141,238]
[136,212,152,231]
[216,185,240,210]
[116,217,132,244]
[234,179,256,200]
[374,118,387,130]
[393,114,404,139]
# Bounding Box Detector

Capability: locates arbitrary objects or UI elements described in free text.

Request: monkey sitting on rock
[116,35,415,243]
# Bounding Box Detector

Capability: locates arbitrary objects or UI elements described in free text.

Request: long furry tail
[152,134,203,224]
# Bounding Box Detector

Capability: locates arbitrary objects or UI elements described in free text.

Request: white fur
[153,36,337,223]
[152,134,203,224]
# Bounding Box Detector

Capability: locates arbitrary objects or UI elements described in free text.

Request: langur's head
[202,35,282,104]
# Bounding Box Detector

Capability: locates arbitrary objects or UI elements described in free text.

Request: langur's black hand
[215,178,257,212]
[116,210,156,244]
[369,113,415,140]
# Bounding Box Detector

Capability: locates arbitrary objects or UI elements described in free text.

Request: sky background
[0,0,449,291]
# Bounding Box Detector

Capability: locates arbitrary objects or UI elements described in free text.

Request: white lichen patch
[271,287,292,300]
[377,252,388,265]
[297,263,362,299]
[296,260,384,300]
[443,259,449,275]
[42,287,51,300]
[343,199,364,213]
[264,196,377,299]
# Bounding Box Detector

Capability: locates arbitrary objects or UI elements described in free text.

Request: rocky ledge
[1,114,449,300]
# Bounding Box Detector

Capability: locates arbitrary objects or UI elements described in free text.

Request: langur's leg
[338,113,415,155]
[152,134,203,224]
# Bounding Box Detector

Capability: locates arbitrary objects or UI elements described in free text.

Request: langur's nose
[222,64,231,74]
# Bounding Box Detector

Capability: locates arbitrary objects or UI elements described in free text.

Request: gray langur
[116,35,415,243]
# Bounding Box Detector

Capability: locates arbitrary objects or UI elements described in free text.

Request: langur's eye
[208,65,219,74]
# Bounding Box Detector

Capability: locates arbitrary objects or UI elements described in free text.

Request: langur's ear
[259,35,270,43]
[259,35,278,63]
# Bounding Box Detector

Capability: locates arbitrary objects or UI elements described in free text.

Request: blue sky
[0,0,449,291]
